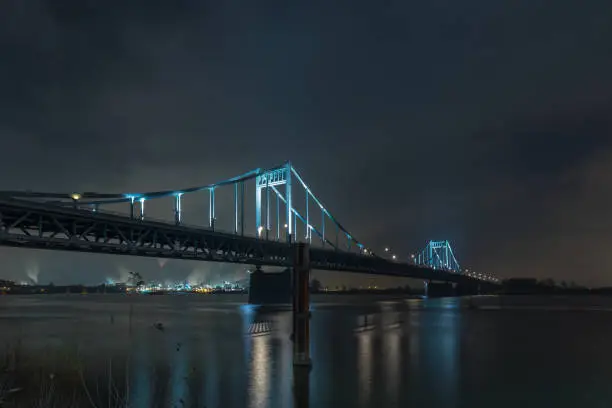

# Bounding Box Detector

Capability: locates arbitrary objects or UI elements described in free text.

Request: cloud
[1,0,612,285]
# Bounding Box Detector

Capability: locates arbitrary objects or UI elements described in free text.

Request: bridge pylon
[415,240,460,273]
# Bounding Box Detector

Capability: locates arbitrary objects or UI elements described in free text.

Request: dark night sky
[1,1,612,287]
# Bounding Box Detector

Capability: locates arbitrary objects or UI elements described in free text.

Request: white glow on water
[357,332,373,408]
[249,334,271,408]
[385,330,400,405]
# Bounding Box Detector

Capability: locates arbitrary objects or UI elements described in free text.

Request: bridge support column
[234,183,238,234]
[265,175,270,240]
[455,281,480,296]
[240,181,245,236]
[174,194,182,225]
[276,194,280,241]
[293,363,310,408]
[321,209,325,247]
[255,180,262,237]
[209,188,215,231]
[292,242,311,367]
[427,282,456,297]
[286,161,293,243]
[139,198,145,220]
[129,197,135,220]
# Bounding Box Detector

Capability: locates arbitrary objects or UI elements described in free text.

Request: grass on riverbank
[0,341,133,407]
[0,333,198,407]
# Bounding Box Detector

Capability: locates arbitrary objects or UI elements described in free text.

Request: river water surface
[1,294,612,407]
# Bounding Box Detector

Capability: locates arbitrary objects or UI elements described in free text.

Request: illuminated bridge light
[415,240,461,272]
[0,161,486,287]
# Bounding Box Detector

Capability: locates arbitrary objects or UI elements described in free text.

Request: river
[1,294,612,407]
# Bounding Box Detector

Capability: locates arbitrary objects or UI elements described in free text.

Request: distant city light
[70,193,82,201]
[384,247,389,252]
[127,279,245,295]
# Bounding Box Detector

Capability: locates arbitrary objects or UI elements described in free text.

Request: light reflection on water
[384,328,400,406]
[357,331,373,408]
[2,295,612,407]
[249,333,271,408]
[130,340,152,407]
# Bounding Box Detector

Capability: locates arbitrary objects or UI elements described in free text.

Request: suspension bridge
[0,161,498,291]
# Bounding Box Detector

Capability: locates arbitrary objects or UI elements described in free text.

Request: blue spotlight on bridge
[0,161,499,286]
[415,240,461,273]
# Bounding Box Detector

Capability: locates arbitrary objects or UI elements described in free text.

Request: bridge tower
[416,240,460,272]
[255,161,293,243]
[0,161,504,305]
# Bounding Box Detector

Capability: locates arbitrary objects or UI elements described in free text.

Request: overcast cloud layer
[1,1,612,287]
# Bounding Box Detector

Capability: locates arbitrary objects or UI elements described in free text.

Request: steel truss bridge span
[0,161,496,284]
[1,162,366,253]
[0,198,470,283]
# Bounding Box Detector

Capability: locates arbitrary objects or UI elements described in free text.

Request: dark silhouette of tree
[310,278,322,293]
[128,271,145,287]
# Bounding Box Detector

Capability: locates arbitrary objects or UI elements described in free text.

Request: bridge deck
[0,198,473,283]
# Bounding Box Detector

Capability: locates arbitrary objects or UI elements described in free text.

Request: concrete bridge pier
[423,278,489,297]
[292,243,311,367]
[455,281,481,296]
[424,280,487,297]
[247,266,292,305]
[425,281,456,297]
